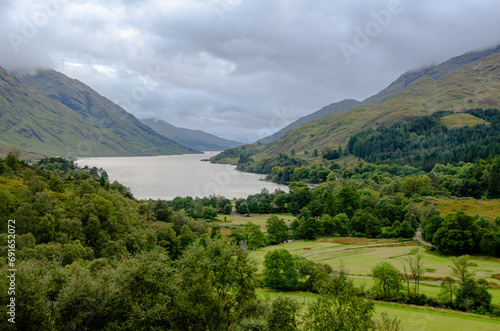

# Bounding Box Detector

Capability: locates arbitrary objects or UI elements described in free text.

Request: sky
[2,0,500,143]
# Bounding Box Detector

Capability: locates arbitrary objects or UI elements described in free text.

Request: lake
[76,152,288,200]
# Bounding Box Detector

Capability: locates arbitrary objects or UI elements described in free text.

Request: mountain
[259,44,500,143]
[215,50,500,162]
[2,68,197,158]
[141,118,241,151]
[258,99,361,143]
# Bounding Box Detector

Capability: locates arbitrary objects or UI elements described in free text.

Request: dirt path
[414,228,434,248]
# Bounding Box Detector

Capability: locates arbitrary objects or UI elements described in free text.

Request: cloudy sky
[2,0,500,143]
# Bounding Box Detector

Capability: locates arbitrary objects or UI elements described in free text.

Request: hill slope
[141,118,241,151]
[259,44,500,143]
[251,52,500,159]
[5,68,197,158]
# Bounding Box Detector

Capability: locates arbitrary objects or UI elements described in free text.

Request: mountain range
[140,118,241,151]
[0,67,240,159]
[213,44,500,162]
[259,44,500,143]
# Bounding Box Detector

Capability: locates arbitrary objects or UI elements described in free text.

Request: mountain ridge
[141,118,242,151]
[212,49,500,163]
[258,43,500,143]
[0,67,198,159]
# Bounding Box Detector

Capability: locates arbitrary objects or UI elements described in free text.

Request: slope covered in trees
[348,109,500,171]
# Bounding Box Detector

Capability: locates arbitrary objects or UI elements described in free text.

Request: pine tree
[488,164,500,199]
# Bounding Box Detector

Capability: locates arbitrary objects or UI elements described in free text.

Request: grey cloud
[1,0,500,142]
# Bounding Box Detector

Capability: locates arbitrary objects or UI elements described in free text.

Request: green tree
[455,279,492,312]
[487,163,500,198]
[336,185,361,218]
[303,272,376,331]
[421,215,443,242]
[365,215,382,238]
[245,222,266,249]
[263,249,299,290]
[267,296,300,331]
[372,262,402,300]
[433,212,480,255]
[5,150,20,171]
[202,205,218,219]
[438,276,455,307]
[175,238,257,330]
[266,215,289,245]
[237,202,250,214]
[450,255,476,285]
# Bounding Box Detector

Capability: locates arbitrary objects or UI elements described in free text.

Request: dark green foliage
[455,279,492,312]
[293,217,323,240]
[421,216,444,242]
[433,212,481,255]
[303,272,376,331]
[487,162,500,198]
[336,185,361,218]
[263,249,299,290]
[322,148,340,160]
[267,296,301,331]
[266,215,289,245]
[348,109,500,171]
[372,262,403,300]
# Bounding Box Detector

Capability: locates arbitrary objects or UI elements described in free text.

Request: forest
[1,109,500,329]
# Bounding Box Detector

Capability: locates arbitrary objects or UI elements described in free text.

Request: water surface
[76,152,287,200]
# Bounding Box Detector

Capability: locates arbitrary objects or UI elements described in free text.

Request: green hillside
[141,118,242,151]
[0,68,197,159]
[254,52,500,159]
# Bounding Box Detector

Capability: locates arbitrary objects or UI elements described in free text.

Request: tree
[266,216,289,245]
[433,212,480,255]
[322,149,340,160]
[267,296,300,331]
[455,279,492,312]
[450,255,476,285]
[202,206,217,219]
[303,272,376,331]
[175,238,257,330]
[404,250,424,296]
[5,150,20,171]
[421,215,443,242]
[245,222,266,249]
[438,276,455,307]
[263,249,299,290]
[336,185,361,218]
[237,202,250,214]
[487,163,500,198]
[294,217,323,240]
[365,215,382,238]
[223,203,233,215]
[372,262,402,300]
[401,176,433,197]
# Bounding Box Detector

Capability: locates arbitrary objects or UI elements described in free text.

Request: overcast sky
[2,0,500,143]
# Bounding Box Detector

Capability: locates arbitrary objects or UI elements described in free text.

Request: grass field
[439,113,489,129]
[431,198,500,220]
[250,242,500,285]
[304,245,500,285]
[256,289,500,331]
[249,238,404,274]
[351,278,500,306]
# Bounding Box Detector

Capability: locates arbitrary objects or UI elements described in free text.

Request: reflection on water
[76,152,288,200]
